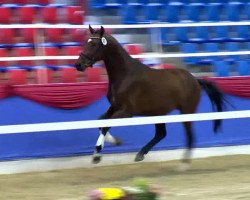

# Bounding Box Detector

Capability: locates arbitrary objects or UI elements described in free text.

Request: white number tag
[101,37,107,45]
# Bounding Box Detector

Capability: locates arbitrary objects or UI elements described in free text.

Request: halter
[81,36,107,64]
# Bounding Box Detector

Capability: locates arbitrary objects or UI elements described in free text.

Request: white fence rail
[0,21,250,29]
[1,51,250,61]
[0,110,250,134]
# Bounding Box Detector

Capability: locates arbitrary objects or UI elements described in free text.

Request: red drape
[0,76,249,109]
[205,76,250,98]
[1,82,108,109]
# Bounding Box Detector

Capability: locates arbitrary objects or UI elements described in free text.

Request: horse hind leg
[178,105,198,171]
[135,123,166,162]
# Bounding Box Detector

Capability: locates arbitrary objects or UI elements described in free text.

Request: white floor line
[0,145,250,175]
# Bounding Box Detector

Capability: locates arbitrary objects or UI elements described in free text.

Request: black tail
[197,79,226,133]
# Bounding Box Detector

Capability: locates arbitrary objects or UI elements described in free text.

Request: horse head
[75,25,108,71]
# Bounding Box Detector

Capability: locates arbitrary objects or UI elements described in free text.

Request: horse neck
[103,41,134,84]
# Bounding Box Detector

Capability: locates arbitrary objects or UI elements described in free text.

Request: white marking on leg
[96,133,105,148]
[105,132,117,144]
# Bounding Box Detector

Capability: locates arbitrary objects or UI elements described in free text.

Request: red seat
[65,6,84,24]
[12,47,35,66]
[59,67,77,83]
[0,48,9,67]
[40,46,60,66]
[68,29,86,43]
[41,6,57,24]
[0,29,15,45]
[17,6,36,23]
[124,44,144,55]
[15,0,29,4]
[44,28,63,43]
[0,7,11,24]
[36,0,50,5]
[8,69,28,85]
[63,46,82,65]
[85,68,102,82]
[34,67,53,84]
[159,63,175,69]
[20,28,36,44]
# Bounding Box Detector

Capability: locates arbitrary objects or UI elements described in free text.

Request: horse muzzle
[75,63,85,72]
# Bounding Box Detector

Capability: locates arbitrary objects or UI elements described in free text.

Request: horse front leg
[92,107,127,164]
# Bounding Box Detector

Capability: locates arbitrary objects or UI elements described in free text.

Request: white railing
[0,21,250,29]
[0,110,250,134]
[0,51,250,61]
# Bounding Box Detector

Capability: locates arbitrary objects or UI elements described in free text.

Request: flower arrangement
[88,179,161,200]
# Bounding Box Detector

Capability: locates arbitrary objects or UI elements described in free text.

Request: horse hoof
[134,153,145,162]
[92,154,102,164]
[177,162,191,172]
[115,138,122,146]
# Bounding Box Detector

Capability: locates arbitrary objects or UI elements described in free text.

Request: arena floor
[1,155,250,200]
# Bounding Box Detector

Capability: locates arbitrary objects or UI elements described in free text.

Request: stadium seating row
[0,0,51,5]
[0,28,86,47]
[181,42,250,65]
[0,46,82,67]
[0,66,106,85]
[120,2,250,24]
[161,26,250,46]
[213,60,250,76]
[0,5,83,24]
[90,0,249,9]
[0,43,143,67]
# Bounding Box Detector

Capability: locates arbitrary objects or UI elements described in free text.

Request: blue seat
[224,42,240,63]
[89,0,106,9]
[120,4,138,24]
[181,43,199,65]
[212,60,230,77]
[210,26,230,43]
[230,26,250,42]
[150,0,167,5]
[160,28,181,46]
[243,3,250,21]
[236,60,250,76]
[199,43,219,65]
[204,3,222,22]
[163,2,183,23]
[127,0,149,6]
[182,3,204,23]
[105,0,126,9]
[141,3,161,23]
[224,2,243,22]
[188,26,209,43]
[174,27,188,43]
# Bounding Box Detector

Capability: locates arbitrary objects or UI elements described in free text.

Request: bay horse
[75,25,225,166]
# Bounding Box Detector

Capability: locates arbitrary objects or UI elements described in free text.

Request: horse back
[123,68,201,116]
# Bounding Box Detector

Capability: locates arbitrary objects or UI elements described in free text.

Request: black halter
[81,36,105,64]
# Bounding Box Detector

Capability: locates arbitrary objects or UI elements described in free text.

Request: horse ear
[100,26,105,37]
[89,25,95,34]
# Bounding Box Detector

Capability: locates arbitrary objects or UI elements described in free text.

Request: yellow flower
[98,188,125,200]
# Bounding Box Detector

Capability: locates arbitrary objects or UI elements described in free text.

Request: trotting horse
[75,25,225,165]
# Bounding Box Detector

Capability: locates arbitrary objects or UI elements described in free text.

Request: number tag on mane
[101,37,107,45]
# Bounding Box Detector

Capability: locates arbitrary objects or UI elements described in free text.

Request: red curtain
[1,82,108,109]
[205,76,250,98]
[0,76,249,109]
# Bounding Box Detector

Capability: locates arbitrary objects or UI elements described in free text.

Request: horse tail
[197,79,226,133]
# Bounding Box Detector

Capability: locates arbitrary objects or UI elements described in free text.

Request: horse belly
[131,92,178,116]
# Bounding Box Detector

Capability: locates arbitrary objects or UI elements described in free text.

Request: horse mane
[102,32,140,63]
